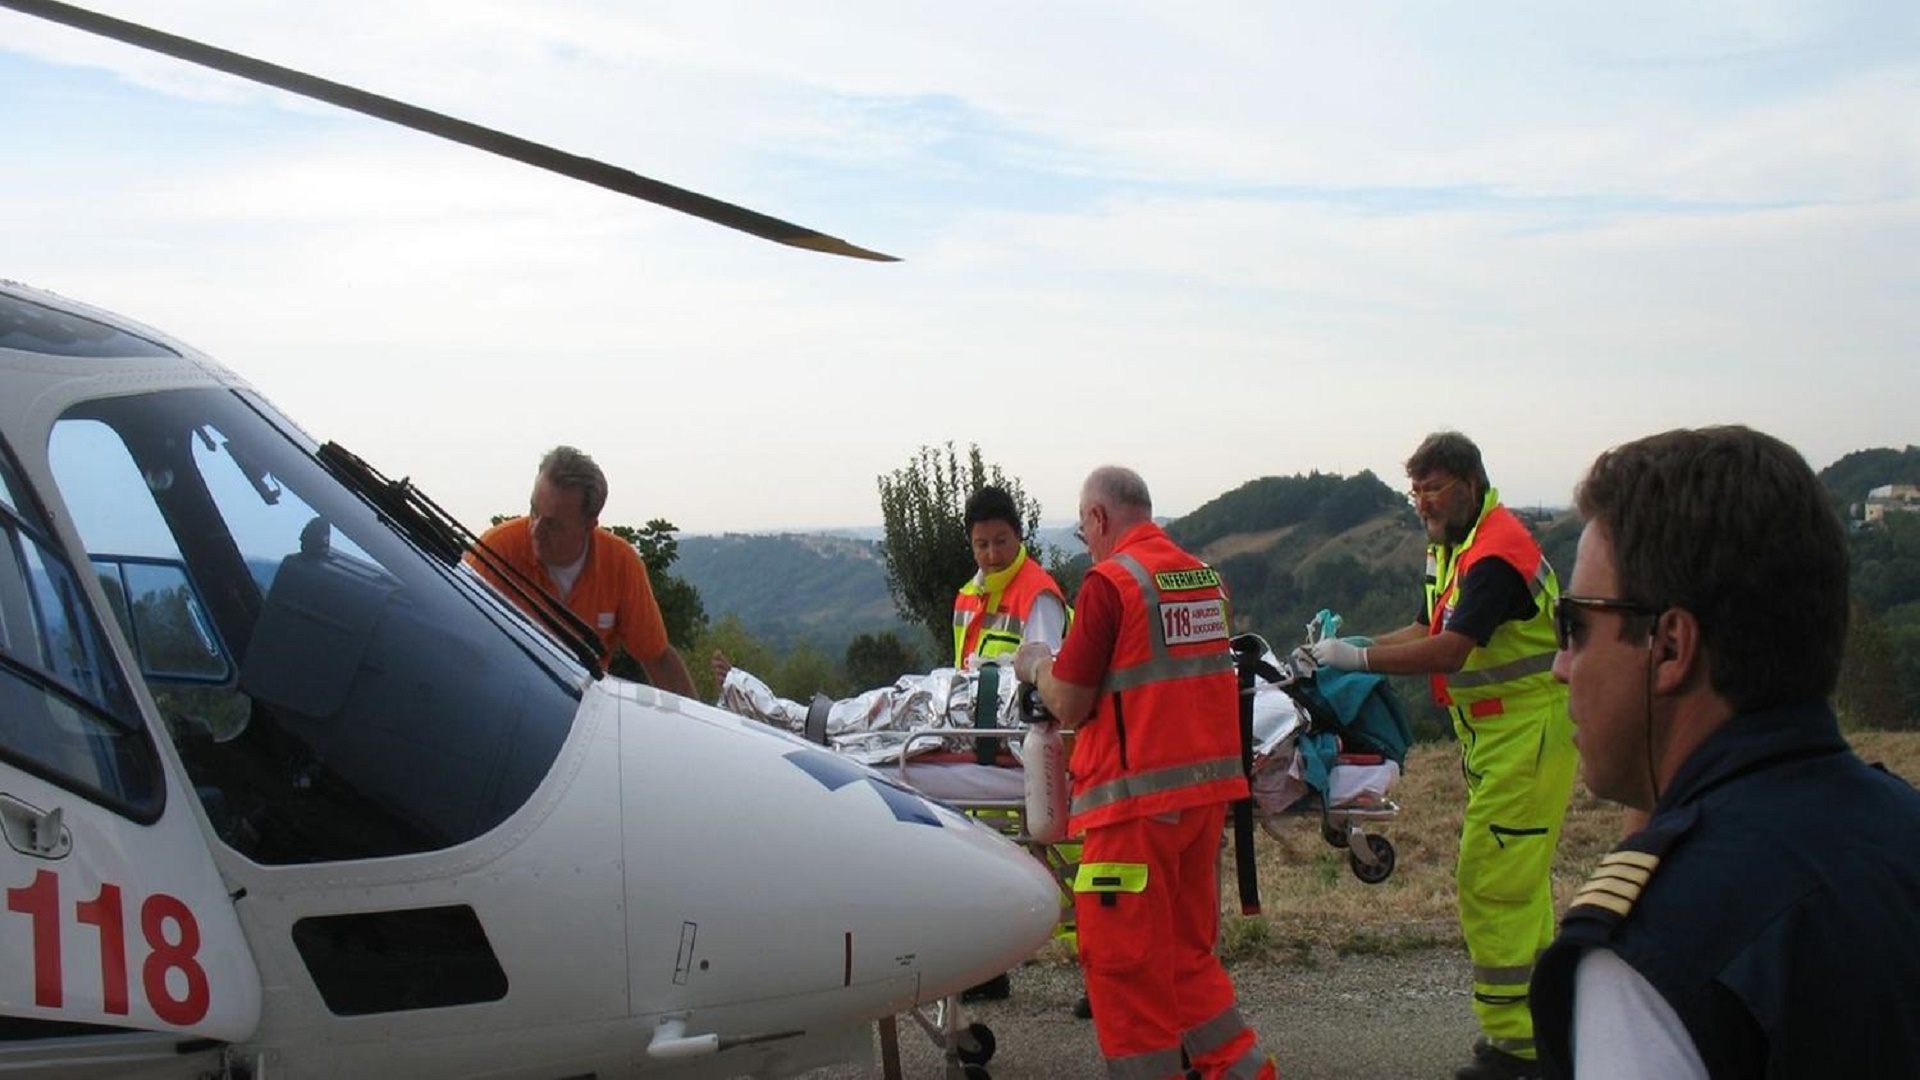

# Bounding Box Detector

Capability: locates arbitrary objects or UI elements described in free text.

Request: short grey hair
[1084,465,1152,515]
[539,445,608,519]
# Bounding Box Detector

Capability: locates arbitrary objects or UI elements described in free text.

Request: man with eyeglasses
[1528,426,1920,1079]
[470,446,696,697]
[1308,430,1574,1080]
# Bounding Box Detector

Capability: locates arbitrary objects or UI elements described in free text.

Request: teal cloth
[1288,666,1410,804]
[1311,660,1413,766]
[1302,609,1413,767]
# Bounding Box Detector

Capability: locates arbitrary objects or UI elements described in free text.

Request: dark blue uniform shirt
[1532,699,1920,1078]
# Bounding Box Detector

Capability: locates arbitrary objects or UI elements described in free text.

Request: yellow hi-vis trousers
[1452,687,1576,1061]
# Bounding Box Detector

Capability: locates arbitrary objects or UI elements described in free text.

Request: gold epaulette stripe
[1574,881,1643,908]
[1599,850,1660,872]
[1571,891,1635,918]
[1587,864,1651,889]
[1565,849,1663,920]
[1573,877,1642,904]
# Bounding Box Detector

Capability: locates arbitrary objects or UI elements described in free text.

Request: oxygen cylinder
[1020,717,1069,844]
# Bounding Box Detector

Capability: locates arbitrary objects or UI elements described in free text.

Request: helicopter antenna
[3,0,900,261]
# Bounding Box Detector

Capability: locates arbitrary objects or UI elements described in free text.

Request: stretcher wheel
[961,1065,991,1080]
[957,1021,997,1066]
[1321,820,1350,849]
[1348,834,1395,884]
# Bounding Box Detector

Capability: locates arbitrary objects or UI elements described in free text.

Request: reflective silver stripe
[1100,552,1233,693]
[1071,756,1244,815]
[1102,651,1235,693]
[1473,961,1535,986]
[957,610,1023,637]
[1112,553,1164,644]
[1526,559,1552,598]
[1107,1045,1183,1080]
[1225,1043,1272,1080]
[1183,1003,1248,1056]
[1447,650,1556,689]
[1490,1036,1536,1055]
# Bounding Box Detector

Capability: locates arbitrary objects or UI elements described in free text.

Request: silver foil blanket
[716,664,1019,765]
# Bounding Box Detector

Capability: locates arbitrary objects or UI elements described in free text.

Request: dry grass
[1076,730,1920,966]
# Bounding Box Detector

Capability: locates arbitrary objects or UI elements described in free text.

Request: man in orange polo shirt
[474,445,695,697]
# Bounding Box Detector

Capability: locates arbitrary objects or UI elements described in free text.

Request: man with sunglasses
[1308,430,1574,1080]
[1529,427,1920,1079]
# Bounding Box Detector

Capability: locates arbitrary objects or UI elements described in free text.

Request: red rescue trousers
[1075,803,1278,1080]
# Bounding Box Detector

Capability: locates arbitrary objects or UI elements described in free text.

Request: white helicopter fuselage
[0,279,1060,1078]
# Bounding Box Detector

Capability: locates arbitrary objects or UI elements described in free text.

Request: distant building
[1864,483,1920,524]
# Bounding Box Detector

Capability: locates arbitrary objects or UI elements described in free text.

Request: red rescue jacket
[1068,523,1248,832]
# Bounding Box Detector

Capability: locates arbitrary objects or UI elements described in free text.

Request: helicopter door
[0,438,261,1042]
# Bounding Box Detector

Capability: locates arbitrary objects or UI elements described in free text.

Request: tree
[773,641,846,702]
[877,444,1045,657]
[1837,601,1908,730]
[691,614,778,702]
[845,631,920,689]
[608,519,708,650]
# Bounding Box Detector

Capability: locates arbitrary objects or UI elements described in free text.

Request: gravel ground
[805,945,1481,1080]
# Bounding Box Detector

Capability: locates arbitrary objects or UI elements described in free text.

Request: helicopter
[1,4,1059,1078]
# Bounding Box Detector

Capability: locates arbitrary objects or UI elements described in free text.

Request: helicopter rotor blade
[2,0,899,261]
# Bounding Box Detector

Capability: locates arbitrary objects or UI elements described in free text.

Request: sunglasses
[1553,595,1664,650]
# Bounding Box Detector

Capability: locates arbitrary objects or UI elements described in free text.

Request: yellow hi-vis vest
[1424,488,1563,716]
[951,545,1069,666]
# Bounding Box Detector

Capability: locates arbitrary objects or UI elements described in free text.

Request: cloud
[2,0,1914,530]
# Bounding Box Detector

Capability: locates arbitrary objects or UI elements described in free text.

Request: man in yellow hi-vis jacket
[1310,431,1575,1080]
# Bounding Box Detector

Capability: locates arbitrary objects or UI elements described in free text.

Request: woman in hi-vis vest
[952,485,1076,1004]
[952,485,1069,667]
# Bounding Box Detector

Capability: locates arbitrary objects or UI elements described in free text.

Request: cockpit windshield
[48,387,584,864]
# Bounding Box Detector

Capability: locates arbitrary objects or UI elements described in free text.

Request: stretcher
[1231,632,1405,884]
[715,638,1406,880]
[716,642,1406,1080]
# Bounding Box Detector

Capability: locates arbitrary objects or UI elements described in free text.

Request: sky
[4,1,1915,534]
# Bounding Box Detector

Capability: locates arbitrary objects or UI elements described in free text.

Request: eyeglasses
[1554,595,1664,650]
[1073,504,1104,547]
[1406,476,1463,505]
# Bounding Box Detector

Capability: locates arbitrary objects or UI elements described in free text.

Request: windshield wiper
[314,441,605,678]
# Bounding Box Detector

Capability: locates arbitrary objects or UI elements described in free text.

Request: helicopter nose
[616,694,1063,1011]
[876,802,1063,1002]
[767,745,1062,1001]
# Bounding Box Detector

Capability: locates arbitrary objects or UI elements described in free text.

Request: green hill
[1169,471,1439,646]
[676,532,919,660]
[673,446,1918,730]
[1819,445,1920,507]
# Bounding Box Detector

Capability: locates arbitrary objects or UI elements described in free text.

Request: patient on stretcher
[711,650,1019,766]
[710,647,1399,814]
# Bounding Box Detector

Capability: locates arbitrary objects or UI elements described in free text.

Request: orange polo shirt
[470,517,670,663]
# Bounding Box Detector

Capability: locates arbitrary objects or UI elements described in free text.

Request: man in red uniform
[1015,466,1279,1080]
[471,445,695,697]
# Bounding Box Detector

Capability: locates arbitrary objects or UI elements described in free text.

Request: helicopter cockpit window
[49,389,580,864]
[0,292,178,359]
[0,440,160,820]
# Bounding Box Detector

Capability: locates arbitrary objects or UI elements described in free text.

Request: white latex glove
[1012,641,1054,684]
[1309,637,1369,672]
